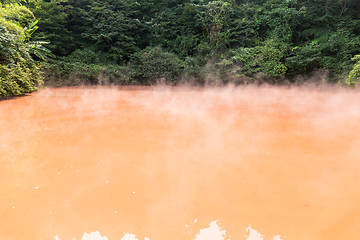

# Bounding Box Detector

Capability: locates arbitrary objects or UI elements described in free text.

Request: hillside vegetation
[2,0,360,96]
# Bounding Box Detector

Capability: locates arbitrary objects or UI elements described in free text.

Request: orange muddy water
[1,86,360,240]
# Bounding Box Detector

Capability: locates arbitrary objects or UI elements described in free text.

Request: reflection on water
[80,223,271,240]
[1,86,360,240]
[81,231,108,240]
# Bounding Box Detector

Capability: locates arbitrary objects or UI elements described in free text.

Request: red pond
[0,86,360,240]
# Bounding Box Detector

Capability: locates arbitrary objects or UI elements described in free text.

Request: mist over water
[1,85,360,240]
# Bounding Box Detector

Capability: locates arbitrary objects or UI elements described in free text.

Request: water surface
[1,86,360,240]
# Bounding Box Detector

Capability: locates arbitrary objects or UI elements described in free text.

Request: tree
[196,1,233,51]
[0,2,53,96]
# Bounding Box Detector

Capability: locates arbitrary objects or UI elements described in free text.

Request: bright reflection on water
[81,231,108,240]
[79,222,271,240]
[1,86,360,240]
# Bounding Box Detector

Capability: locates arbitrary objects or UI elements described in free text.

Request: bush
[0,63,43,97]
[183,56,203,79]
[42,54,135,87]
[228,40,288,78]
[41,48,135,86]
[346,55,360,87]
[63,49,110,65]
[130,46,183,84]
[0,3,48,97]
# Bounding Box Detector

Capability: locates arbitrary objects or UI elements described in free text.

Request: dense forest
[2,0,360,96]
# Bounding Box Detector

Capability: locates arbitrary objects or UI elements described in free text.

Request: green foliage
[0,62,43,96]
[229,38,288,78]
[183,56,203,79]
[26,0,74,56]
[65,49,105,65]
[346,55,360,87]
[0,2,49,97]
[42,49,134,86]
[0,17,25,65]
[130,46,183,83]
[72,0,143,63]
[0,3,35,65]
[5,0,360,87]
[0,2,35,27]
[195,0,233,51]
[286,29,360,75]
[26,40,55,61]
[24,20,56,61]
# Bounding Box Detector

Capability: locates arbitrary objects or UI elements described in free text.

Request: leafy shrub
[42,58,134,86]
[0,3,46,97]
[0,3,35,27]
[130,46,183,83]
[0,63,43,97]
[346,55,360,87]
[183,56,203,79]
[64,49,109,65]
[0,13,32,66]
[229,39,288,78]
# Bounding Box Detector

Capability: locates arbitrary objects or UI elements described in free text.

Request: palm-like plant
[24,20,55,61]
[26,41,56,61]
